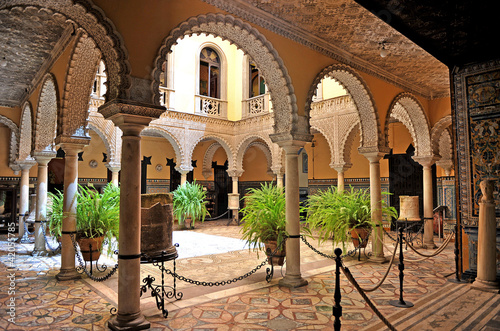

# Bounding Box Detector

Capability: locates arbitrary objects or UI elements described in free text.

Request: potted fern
[239,182,287,266]
[172,181,210,229]
[303,186,397,251]
[76,183,120,260]
[46,183,120,260]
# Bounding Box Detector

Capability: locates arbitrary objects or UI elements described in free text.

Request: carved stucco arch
[430,115,452,156]
[0,115,20,168]
[59,32,101,138]
[235,135,274,172]
[190,134,235,171]
[33,74,58,153]
[246,141,273,175]
[87,119,113,163]
[202,142,221,179]
[339,122,360,168]
[18,102,33,161]
[141,126,183,169]
[151,13,298,136]
[1,1,131,101]
[385,92,432,157]
[309,126,335,167]
[306,64,382,149]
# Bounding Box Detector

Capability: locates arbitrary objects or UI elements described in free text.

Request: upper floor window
[249,61,265,98]
[199,47,220,98]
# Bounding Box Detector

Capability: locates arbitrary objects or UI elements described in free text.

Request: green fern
[172,181,210,227]
[239,182,288,253]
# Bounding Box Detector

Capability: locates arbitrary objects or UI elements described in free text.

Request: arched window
[199,47,220,99]
[249,61,265,97]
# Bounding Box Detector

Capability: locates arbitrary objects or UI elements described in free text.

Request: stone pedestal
[57,141,87,281]
[399,196,420,221]
[278,142,308,288]
[472,180,499,292]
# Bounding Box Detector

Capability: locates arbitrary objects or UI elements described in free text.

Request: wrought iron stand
[140,248,183,318]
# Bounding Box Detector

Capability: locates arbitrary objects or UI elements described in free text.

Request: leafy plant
[76,183,120,241]
[239,182,288,252]
[303,186,398,250]
[172,181,210,227]
[46,183,120,256]
[47,189,64,238]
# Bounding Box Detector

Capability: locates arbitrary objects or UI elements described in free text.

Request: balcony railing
[242,93,270,118]
[310,95,355,116]
[195,95,228,118]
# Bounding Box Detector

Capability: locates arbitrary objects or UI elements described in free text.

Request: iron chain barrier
[69,233,119,282]
[41,220,62,253]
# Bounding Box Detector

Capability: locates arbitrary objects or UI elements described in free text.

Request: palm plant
[303,186,397,251]
[239,182,288,253]
[172,181,210,228]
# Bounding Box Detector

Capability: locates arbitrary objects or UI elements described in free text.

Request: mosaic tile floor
[1,220,499,330]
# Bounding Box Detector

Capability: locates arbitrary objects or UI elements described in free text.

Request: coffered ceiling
[4,1,488,108]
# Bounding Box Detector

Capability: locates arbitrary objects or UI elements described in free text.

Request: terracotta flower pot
[350,227,370,248]
[77,236,104,262]
[264,240,286,266]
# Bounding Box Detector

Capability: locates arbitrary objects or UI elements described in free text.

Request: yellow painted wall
[322,77,348,99]
[388,122,414,154]
[304,133,334,179]
[142,136,176,180]
[78,130,108,179]
[0,127,13,176]
[239,146,273,182]
[428,97,452,126]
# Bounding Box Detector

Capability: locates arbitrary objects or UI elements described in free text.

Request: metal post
[333,248,343,331]
[390,227,414,308]
[449,222,467,283]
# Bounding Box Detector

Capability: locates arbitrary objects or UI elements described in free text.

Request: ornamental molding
[142,125,184,171]
[430,115,452,156]
[98,99,166,121]
[129,77,154,105]
[306,64,381,149]
[202,142,221,179]
[234,135,274,173]
[88,111,120,165]
[18,102,33,162]
[1,0,131,101]
[200,0,446,99]
[0,115,20,170]
[33,74,58,154]
[152,13,299,137]
[385,92,432,157]
[59,32,100,139]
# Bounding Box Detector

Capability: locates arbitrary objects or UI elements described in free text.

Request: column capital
[99,99,165,134]
[54,135,90,148]
[277,140,307,155]
[271,165,284,176]
[106,162,121,172]
[227,169,244,178]
[331,162,352,173]
[32,151,56,165]
[57,141,89,156]
[359,146,390,162]
[413,155,438,167]
[16,159,37,171]
[175,165,193,175]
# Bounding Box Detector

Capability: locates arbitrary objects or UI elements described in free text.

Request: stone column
[17,162,35,240]
[415,156,437,249]
[332,164,351,192]
[101,102,164,331]
[436,159,453,177]
[278,142,308,288]
[272,167,285,188]
[32,153,54,256]
[472,179,499,292]
[107,164,121,187]
[56,142,87,281]
[361,150,387,263]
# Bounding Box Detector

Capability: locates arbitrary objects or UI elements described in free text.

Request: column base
[369,255,387,263]
[56,268,82,281]
[31,249,50,257]
[471,279,500,293]
[278,275,308,288]
[108,313,150,331]
[421,241,437,249]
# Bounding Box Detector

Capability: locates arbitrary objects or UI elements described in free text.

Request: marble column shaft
[57,144,84,281]
[279,144,308,288]
[32,156,52,255]
[364,153,385,262]
[18,166,32,239]
[422,164,436,249]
